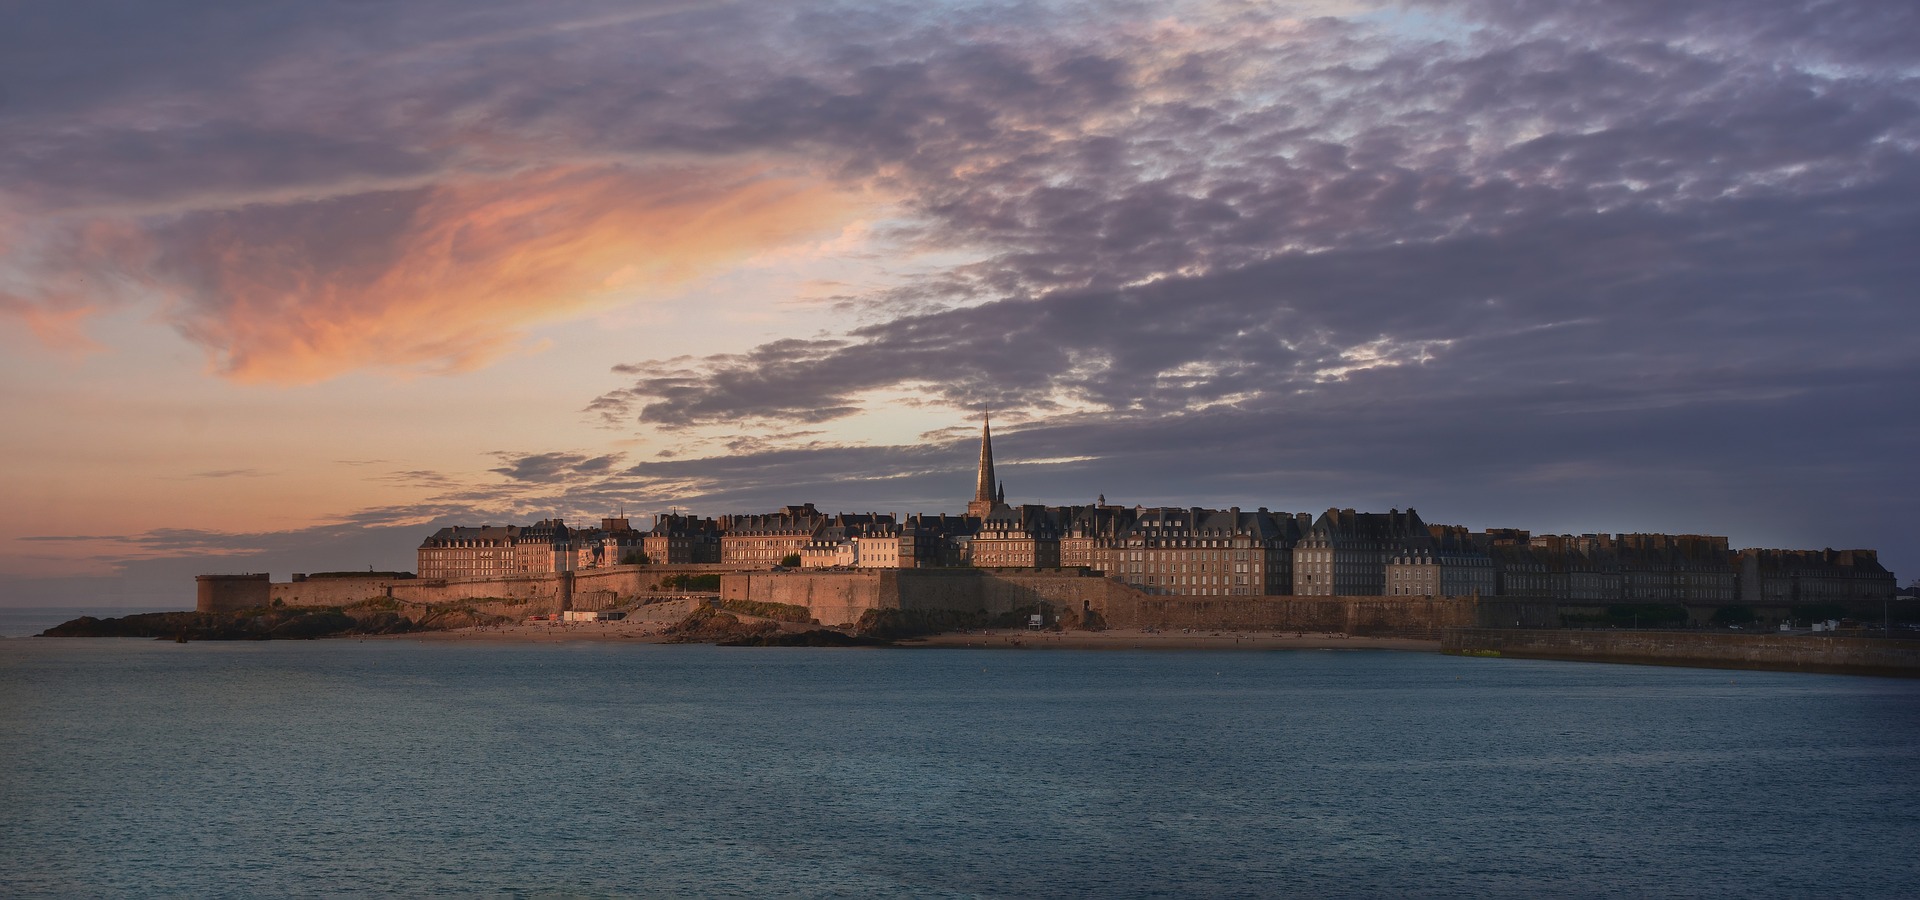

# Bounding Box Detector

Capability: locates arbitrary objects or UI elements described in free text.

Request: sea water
[1,638,1915,898]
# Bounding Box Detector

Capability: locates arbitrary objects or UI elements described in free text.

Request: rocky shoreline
[36,604,1437,653]
[37,602,501,641]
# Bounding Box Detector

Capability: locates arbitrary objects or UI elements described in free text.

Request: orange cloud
[0,294,105,355]
[164,165,874,383]
[0,216,151,357]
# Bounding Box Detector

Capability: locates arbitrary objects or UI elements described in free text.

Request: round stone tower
[196,573,271,614]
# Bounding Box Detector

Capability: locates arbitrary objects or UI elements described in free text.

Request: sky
[2,0,1916,607]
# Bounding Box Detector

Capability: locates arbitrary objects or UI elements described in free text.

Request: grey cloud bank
[1,0,1914,597]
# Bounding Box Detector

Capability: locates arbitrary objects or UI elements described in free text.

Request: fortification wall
[268,564,754,616]
[1093,592,1478,637]
[1443,628,1920,677]
[722,571,890,625]
[722,568,1491,636]
[197,574,271,614]
[961,569,1138,615]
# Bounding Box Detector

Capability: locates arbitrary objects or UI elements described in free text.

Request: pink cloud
[3,165,870,383]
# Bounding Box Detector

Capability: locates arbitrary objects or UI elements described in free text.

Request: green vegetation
[853,605,1050,640]
[778,553,802,567]
[664,607,778,643]
[716,599,816,624]
[658,573,722,592]
[1710,605,1757,626]
[621,550,651,565]
[1562,603,1690,628]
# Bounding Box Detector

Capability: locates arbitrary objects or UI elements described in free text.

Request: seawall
[265,565,731,619]
[722,568,1486,636]
[1443,628,1920,677]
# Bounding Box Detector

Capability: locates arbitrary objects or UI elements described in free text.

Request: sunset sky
[3,0,1915,606]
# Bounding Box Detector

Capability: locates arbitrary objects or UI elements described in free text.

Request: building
[965,417,1005,520]
[971,504,1063,568]
[642,514,720,565]
[1060,501,1134,569]
[511,519,575,575]
[417,525,521,580]
[798,513,898,568]
[1096,506,1302,596]
[1293,508,1431,596]
[720,504,826,566]
[1386,526,1495,597]
[1737,548,1896,607]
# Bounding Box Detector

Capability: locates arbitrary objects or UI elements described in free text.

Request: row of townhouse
[418,504,1895,604]
[417,514,720,578]
[414,418,1892,601]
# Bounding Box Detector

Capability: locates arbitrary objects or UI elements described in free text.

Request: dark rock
[720,630,892,647]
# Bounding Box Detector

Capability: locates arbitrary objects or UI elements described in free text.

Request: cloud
[1,0,1916,584]
[489,451,626,484]
[5,164,869,382]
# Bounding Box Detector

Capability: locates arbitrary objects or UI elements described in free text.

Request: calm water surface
[2,638,1915,897]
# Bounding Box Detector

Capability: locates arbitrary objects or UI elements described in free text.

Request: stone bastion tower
[196,573,270,614]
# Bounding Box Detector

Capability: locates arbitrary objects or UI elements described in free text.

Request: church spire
[967,416,999,518]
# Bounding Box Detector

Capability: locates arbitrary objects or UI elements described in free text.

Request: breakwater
[1443,628,1920,677]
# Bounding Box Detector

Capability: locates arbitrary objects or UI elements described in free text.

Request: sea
[2,623,1917,897]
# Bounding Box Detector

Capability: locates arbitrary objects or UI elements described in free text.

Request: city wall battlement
[257,565,729,616]
[222,567,1888,639]
[721,568,1493,636]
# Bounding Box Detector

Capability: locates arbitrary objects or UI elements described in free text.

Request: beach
[390,611,1439,652]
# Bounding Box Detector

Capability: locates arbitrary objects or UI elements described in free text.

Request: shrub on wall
[717,599,816,624]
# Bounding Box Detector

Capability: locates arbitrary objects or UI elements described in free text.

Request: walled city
[204,420,1901,636]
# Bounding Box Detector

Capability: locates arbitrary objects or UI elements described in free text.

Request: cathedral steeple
[967,416,999,518]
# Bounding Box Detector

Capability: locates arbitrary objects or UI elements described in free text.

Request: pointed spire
[975,415,996,502]
[967,415,999,518]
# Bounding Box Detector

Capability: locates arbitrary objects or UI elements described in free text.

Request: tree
[1710,606,1756,626]
[778,553,802,568]
[621,550,650,566]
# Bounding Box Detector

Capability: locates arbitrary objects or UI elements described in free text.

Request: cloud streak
[1,0,1915,584]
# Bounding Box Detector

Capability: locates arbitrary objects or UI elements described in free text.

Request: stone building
[856,514,974,568]
[1293,508,1431,596]
[514,519,576,574]
[642,514,720,565]
[417,525,521,580]
[1060,501,1135,569]
[1736,548,1896,607]
[1523,533,1621,601]
[1608,533,1735,603]
[798,513,898,568]
[720,504,826,566]
[1386,526,1495,597]
[1097,506,1302,596]
[965,417,1005,520]
[971,504,1063,568]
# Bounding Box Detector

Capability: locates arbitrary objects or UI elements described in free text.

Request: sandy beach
[387,613,1439,653]
[902,629,1438,652]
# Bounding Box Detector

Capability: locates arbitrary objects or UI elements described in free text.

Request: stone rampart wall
[1094,592,1477,637]
[1443,628,1920,677]
[268,564,758,616]
[721,571,888,625]
[197,574,271,614]
[722,568,1487,636]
